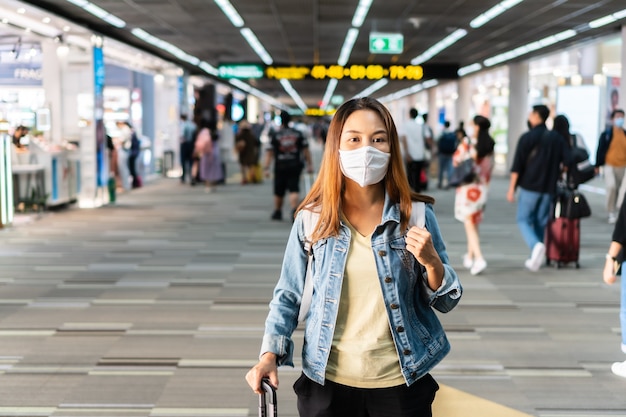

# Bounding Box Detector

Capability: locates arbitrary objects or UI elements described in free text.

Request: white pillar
[455,77,472,129]
[427,88,438,130]
[579,44,601,84]
[40,40,62,143]
[507,62,529,172]
[621,25,626,110]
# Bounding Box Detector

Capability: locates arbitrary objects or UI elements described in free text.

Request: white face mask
[339,146,391,187]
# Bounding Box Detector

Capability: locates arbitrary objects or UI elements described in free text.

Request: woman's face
[339,109,390,153]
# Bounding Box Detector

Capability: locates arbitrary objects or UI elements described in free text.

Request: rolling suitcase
[259,378,277,417]
[545,216,580,269]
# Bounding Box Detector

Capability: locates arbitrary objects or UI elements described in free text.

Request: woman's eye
[373,137,386,143]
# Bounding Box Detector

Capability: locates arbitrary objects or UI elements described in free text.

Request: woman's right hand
[245,352,279,394]
[603,257,617,285]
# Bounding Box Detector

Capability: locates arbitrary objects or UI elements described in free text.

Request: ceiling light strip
[337,28,359,66]
[352,0,373,28]
[411,29,467,65]
[65,0,126,28]
[588,9,626,28]
[240,28,273,65]
[0,7,62,38]
[378,80,439,103]
[458,63,482,76]
[279,79,307,113]
[229,79,287,110]
[353,79,389,98]
[214,0,244,27]
[320,79,339,109]
[483,29,577,67]
[131,28,200,66]
[470,0,524,29]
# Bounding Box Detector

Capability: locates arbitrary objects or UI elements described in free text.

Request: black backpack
[438,132,458,154]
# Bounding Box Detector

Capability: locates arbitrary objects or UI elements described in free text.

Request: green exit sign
[369,32,404,54]
[218,64,264,79]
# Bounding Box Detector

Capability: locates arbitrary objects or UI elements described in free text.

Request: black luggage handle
[259,378,277,417]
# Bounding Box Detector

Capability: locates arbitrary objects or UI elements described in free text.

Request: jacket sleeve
[259,214,308,367]
[420,204,462,313]
[595,130,610,167]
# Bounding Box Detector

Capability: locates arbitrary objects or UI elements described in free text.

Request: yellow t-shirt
[325,218,405,388]
[606,127,626,167]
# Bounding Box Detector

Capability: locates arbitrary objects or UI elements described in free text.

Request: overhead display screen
[218,63,458,81]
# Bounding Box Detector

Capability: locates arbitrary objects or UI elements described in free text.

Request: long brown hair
[297,97,434,243]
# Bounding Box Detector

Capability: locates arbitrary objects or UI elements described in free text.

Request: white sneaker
[609,212,617,224]
[526,242,545,272]
[470,258,487,275]
[463,254,473,269]
[611,360,626,378]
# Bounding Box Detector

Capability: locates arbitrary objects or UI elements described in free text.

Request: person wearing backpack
[246,97,462,417]
[436,120,458,189]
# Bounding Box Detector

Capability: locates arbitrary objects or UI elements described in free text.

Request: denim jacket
[260,193,462,386]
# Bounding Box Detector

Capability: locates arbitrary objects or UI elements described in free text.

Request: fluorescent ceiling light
[240,28,273,65]
[458,63,482,76]
[589,9,626,28]
[338,28,359,66]
[214,0,244,28]
[352,0,373,28]
[321,79,339,109]
[0,7,62,38]
[198,61,219,76]
[470,0,524,28]
[483,29,577,67]
[66,0,126,28]
[411,29,467,65]
[280,79,308,112]
[229,79,287,110]
[378,80,439,103]
[132,28,200,66]
[354,79,389,98]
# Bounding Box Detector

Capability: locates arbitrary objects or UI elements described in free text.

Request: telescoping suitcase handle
[259,378,277,417]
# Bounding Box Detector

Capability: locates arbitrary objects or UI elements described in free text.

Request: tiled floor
[1,153,625,416]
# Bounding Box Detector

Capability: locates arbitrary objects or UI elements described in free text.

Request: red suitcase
[545,216,580,268]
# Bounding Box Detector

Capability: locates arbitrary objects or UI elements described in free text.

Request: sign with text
[264,64,458,81]
[218,64,264,79]
[369,32,404,54]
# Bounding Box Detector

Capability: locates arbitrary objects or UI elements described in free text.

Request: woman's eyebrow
[342,129,387,135]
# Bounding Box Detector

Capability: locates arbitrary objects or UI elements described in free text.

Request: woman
[245,97,462,417]
[553,114,591,187]
[235,120,260,184]
[194,118,223,192]
[603,193,626,378]
[453,115,495,275]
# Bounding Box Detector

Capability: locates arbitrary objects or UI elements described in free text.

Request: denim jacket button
[397,326,405,332]
[384,276,392,283]
[390,303,399,309]
[378,250,387,257]
[403,349,411,355]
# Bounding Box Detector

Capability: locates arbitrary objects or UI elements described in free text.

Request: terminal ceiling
[16,0,626,111]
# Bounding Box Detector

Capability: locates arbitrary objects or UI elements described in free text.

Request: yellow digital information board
[265,64,425,81]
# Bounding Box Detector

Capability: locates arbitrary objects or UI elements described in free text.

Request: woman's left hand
[406,226,445,290]
[405,226,439,267]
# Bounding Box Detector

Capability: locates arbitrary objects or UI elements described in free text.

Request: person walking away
[506,105,569,272]
[128,128,141,188]
[454,115,495,275]
[602,193,626,377]
[194,118,223,193]
[553,114,593,187]
[399,108,426,192]
[179,114,196,184]
[437,120,458,189]
[245,97,462,417]
[595,109,626,224]
[115,121,134,190]
[264,111,313,221]
[235,120,260,184]
[423,113,435,181]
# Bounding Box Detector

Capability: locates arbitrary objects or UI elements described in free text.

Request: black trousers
[180,142,193,182]
[406,160,425,192]
[294,373,438,417]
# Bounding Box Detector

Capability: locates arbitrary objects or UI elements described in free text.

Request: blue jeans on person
[438,154,453,188]
[619,261,626,353]
[516,187,552,251]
